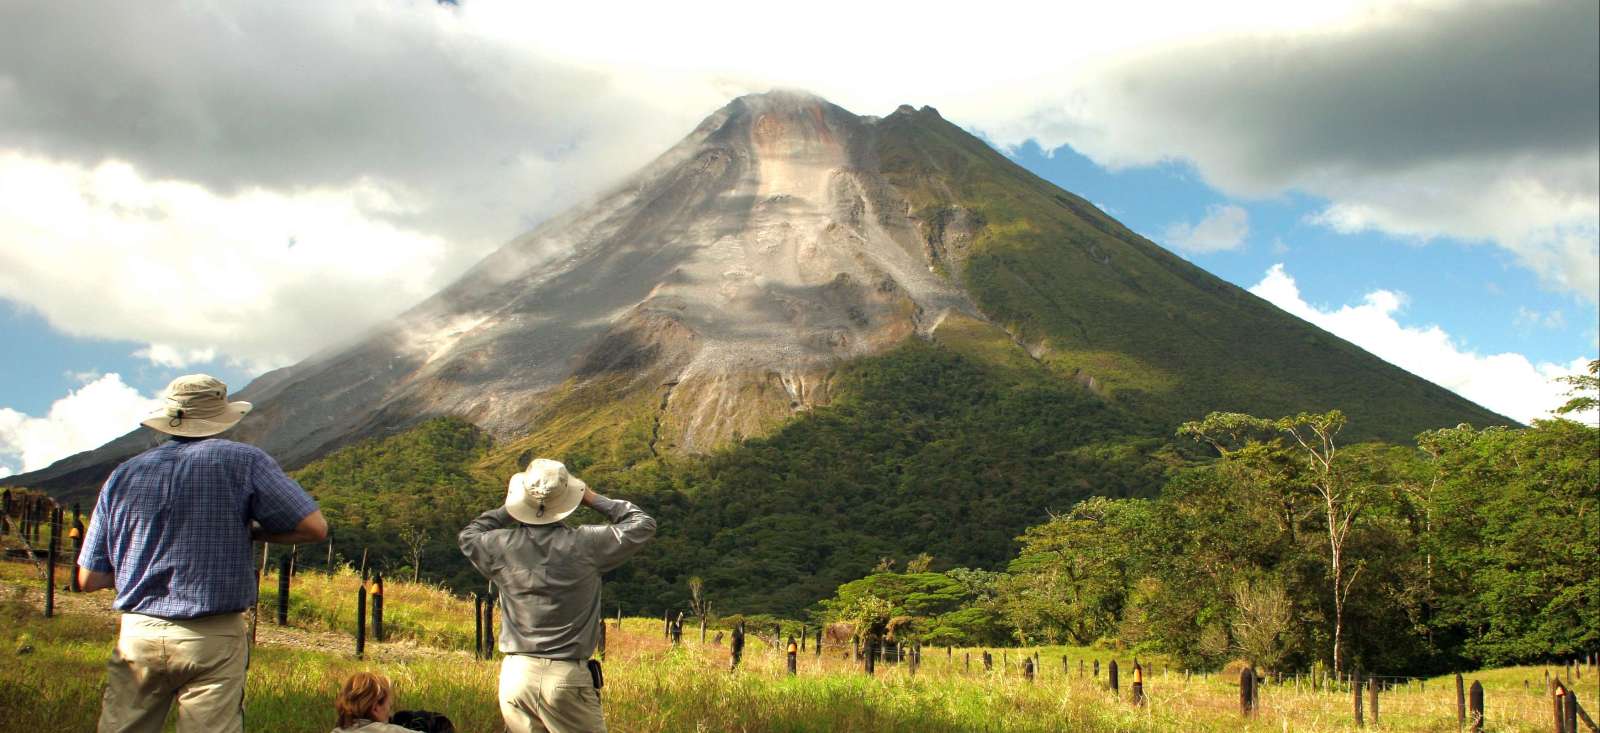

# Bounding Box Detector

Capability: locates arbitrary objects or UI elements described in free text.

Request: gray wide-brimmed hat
[505,458,587,525]
[141,374,252,438]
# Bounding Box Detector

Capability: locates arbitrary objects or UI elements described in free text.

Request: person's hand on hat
[580,486,600,508]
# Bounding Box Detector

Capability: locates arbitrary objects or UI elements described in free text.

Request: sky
[0,0,1595,477]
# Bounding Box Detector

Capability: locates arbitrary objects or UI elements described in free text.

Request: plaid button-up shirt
[79,438,319,619]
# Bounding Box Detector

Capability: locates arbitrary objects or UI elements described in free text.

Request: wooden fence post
[815,626,822,657]
[473,594,484,658]
[670,613,682,646]
[1094,659,1100,678]
[1024,657,1034,683]
[730,622,745,672]
[1456,672,1466,731]
[68,504,82,593]
[1370,675,1379,726]
[701,615,707,644]
[355,580,367,659]
[44,507,60,618]
[482,591,495,659]
[371,573,384,642]
[1241,667,1257,716]
[1468,680,1483,733]
[1132,662,1145,706]
[965,652,970,673]
[787,636,797,676]
[1109,660,1120,695]
[983,650,993,672]
[276,552,291,625]
[1353,669,1364,727]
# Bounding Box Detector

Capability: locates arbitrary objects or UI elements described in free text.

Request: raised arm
[459,507,515,579]
[579,488,656,573]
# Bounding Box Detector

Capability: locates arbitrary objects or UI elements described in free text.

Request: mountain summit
[10,91,1507,501]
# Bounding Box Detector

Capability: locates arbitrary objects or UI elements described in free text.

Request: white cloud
[0,373,161,473]
[0,464,13,479]
[132,344,219,369]
[0,0,1592,377]
[1249,264,1596,424]
[1163,204,1250,253]
[0,153,457,371]
[1514,307,1566,330]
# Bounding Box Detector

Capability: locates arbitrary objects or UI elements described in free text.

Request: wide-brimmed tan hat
[141,374,252,438]
[505,458,586,525]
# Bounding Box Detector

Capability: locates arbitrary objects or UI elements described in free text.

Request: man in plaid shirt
[77,374,327,733]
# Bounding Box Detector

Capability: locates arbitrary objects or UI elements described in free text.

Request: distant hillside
[872,106,1509,438]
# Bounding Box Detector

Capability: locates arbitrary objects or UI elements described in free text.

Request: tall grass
[0,567,1583,732]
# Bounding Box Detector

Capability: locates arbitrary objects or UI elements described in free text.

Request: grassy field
[0,559,1591,732]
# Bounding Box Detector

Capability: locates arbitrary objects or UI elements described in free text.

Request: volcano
[8,91,1509,503]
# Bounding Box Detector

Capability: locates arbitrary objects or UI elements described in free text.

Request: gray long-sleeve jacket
[459,495,655,659]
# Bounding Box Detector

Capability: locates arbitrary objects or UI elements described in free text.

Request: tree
[399,525,430,584]
[688,576,708,619]
[905,553,934,573]
[1230,576,1293,674]
[1183,410,1364,675]
[1554,359,1599,419]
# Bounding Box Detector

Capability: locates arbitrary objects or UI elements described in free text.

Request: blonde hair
[335,671,393,727]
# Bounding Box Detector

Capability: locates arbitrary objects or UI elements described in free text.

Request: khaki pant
[498,656,606,733]
[97,612,249,733]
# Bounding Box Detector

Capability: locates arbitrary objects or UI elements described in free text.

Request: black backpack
[390,710,456,733]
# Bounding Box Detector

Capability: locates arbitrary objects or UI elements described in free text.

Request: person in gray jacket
[459,458,655,733]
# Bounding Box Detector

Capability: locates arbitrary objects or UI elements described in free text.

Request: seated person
[332,672,415,733]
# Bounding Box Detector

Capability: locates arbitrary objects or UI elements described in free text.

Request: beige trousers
[498,656,606,733]
[97,612,249,733]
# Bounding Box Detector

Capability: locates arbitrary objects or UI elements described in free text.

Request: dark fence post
[1241,667,1257,716]
[1456,672,1465,731]
[663,610,671,639]
[276,552,291,625]
[1131,661,1145,706]
[1370,674,1379,725]
[1024,657,1035,684]
[730,622,745,672]
[965,652,970,674]
[473,594,484,658]
[68,504,82,592]
[1353,669,1364,727]
[787,636,797,675]
[1063,655,1069,675]
[371,573,384,642]
[1553,680,1563,733]
[701,615,708,644]
[1109,660,1120,695]
[482,591,495,659]
[1468,680,1483,732]
[44,507,60,618]
[1094,659,1100,678]
[355,579,367,659]
[983,650,992,672]
[670,614,682,646]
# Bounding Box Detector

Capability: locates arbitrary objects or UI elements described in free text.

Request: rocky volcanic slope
[9,91,1510,503]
